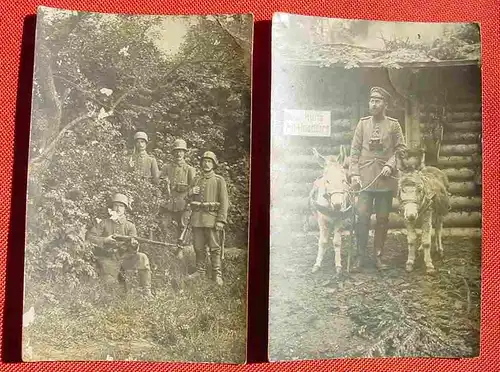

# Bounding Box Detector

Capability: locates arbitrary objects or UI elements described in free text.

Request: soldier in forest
[128,131,160,184]
[159,139,196,259]
[87,193,153,297]
[187,151,229,286]
[349,87,407,270]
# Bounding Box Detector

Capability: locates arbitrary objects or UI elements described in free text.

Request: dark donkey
[397,165,450,274]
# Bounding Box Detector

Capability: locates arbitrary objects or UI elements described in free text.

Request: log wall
[271,66,482,235]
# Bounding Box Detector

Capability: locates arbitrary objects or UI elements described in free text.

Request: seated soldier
[87,193,153,297]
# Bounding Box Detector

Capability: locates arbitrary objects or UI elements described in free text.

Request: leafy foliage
[27,8,251,287]
[273,15,480,67]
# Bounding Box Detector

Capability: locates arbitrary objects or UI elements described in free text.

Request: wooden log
[437,156,481,168]
[393,196,481,211]
[442,132,481,144]
[283,131,353,148]
[444,121,482,132]
[279,144,352,158]
[381,212,481,229]
[441,168,476,181]
[297,212,481,231]
[420,103,482,112]
[388,227,481,238]
[446,112,482,121]
[282,168,323,183]
[448,181,480,196]
[440,144,481,156]
[275,195,482,215]
[282,182,312,197]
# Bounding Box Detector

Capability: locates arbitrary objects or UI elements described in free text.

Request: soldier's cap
[201,151,219,167]
[111,193,131,210]
[134,131,149,142]
[173,139,188,151]
[370,87,391,103]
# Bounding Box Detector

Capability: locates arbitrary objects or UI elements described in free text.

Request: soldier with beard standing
[350,87,407,270]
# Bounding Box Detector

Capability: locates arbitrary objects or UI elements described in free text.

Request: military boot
[211,251,223,286]
[356,216,371,268]
[374,217,390,270]
[138,269,153,298]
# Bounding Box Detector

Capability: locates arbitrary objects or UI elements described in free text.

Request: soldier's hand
[381,165,392,177]
[130,238,139,247]
[351,176,361,186]
[215,222,224,231]
[191,186,200,195]
[103,235,116,244]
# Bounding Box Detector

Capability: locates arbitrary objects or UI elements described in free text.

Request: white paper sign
[283,109,331,137]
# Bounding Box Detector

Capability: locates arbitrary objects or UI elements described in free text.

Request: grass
[23,248,247,363]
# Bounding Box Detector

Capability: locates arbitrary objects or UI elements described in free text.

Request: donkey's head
[398,170,424,222]
[313,145,349,212]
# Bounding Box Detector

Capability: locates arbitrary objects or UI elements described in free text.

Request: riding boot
[356,216,371,268]
[211,251,223,286]
[374,217,389,270]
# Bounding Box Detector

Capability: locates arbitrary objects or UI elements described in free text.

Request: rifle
[112,235,178,250]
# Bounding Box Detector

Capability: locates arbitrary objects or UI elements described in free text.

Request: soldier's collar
[112,215,127,224]
[202,170,215,178]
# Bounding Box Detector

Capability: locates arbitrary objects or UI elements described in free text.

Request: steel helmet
[173,139,188,151]
[111,193,130,210]
[202,151,218,167]
[134,131,149,142]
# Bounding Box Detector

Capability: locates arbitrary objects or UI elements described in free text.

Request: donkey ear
[312,147,327,168]
[336,145,345,164]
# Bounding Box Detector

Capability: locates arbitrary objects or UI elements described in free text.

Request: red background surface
[0,0,498,371]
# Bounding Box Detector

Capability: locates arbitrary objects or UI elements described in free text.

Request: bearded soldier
[350,87,407,270]
[187,151,229,286]
[159,139,196,258]
[128,131,160,184]
[87,193,153,297]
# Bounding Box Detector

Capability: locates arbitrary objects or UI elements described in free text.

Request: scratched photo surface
[269,13,481,361]
[23,6,252,362]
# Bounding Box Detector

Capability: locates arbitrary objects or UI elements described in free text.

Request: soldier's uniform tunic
[160,160,196,241]
[87,217,152,292]
[350,114,407,267]
[128,152,160,184]
[190,170,229,280]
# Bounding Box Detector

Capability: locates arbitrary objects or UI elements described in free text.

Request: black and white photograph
[269,13,481,360]
[23,6,252,362]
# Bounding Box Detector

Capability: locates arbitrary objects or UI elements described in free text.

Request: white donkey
[309,145,352,274]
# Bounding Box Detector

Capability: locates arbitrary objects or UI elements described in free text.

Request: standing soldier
[128,131,160,184]
[87,193,153,297]
[350,87,407,270]
[159,139,196,258]
[187,151,229,286]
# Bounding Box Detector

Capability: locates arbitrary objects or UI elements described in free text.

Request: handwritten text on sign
[283,109,331,137]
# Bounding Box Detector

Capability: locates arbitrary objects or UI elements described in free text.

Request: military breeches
[357,190,393,220]
[192,227,223,279]
[97,252,151,288]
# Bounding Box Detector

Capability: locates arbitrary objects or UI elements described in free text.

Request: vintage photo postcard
[23,6,252,362]
[269,13,481,360]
